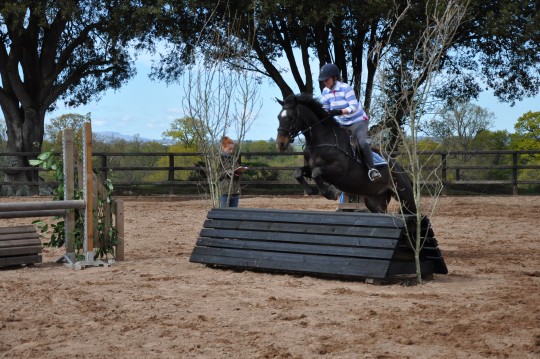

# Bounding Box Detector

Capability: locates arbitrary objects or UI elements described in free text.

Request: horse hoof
[322,191,339,200]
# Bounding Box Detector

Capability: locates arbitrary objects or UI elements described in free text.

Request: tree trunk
[1,105,44,196]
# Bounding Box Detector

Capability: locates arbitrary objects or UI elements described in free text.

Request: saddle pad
[372,151,387,166]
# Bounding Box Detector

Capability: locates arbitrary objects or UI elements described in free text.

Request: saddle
[348,135,387,167]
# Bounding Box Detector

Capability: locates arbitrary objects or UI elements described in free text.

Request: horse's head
[275,95,300,152]
[275,93,330,151]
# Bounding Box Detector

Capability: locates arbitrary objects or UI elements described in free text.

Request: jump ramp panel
[190,208,447,281]
[0,225,42,267]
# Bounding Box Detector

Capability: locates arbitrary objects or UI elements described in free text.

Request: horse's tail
[388,158,417,215]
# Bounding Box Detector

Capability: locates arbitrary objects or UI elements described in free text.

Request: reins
[280,100,363,164]
[302,116,357,162]
[299,115,331,137]
[279,105,332,143]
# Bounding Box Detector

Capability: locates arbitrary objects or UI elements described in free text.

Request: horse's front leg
[294,166,319,195]
[311,167,339,200]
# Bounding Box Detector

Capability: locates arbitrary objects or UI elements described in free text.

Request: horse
[276,93,417,215]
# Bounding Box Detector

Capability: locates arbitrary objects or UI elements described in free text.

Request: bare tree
[427,102,494,160]
[375,0,470,283]
[183,7,262,207]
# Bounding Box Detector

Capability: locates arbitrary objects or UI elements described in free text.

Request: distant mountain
[94,131,171,144]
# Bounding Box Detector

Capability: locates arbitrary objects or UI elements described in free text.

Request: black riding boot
[358,141,381,181]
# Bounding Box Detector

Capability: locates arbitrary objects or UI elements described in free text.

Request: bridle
[277,105,301,143]
[278,103,330,143]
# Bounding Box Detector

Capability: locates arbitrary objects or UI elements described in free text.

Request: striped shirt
[321,81,368,125]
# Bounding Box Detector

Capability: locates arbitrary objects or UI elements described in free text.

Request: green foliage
[241,161,280,181]
[474,130,511,151]
[242,140,277,153]
[29,151,84,250]
[145,144,202,182]
[471,1,540,103]
[512,111,540,150]
[162,117,201,149]
[94,179,118,259]
[472,130,514,180]
[187,161,207,181]
[94,136,168,184]
[509,111,540,182]
[29,151,66,199]
[416,138,441,152]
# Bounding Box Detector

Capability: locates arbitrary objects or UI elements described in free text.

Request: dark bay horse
[276,93,417,215]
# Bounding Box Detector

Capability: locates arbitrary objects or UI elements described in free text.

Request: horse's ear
[276,98,284,106]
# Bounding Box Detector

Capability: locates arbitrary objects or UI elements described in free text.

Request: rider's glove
[327,109,342,116]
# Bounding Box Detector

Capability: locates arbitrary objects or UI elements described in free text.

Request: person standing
[318,63,381,181]
[219,136,246,207]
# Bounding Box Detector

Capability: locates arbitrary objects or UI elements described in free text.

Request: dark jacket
[219,151,241,196]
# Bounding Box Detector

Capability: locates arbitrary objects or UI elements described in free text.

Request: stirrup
[368,168,382,181]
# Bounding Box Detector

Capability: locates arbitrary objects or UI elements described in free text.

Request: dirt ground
[0,195,539,358]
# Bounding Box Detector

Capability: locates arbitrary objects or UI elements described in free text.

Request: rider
[318,63,381,181]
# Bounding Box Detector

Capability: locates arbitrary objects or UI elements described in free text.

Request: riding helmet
[318,63,340,81]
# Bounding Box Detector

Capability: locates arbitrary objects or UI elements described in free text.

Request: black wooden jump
[189,208,447,281]
[0,225,42,267]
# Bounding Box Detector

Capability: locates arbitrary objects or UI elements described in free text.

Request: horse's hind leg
[294,167,319,195]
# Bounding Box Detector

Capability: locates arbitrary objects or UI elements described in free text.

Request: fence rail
[1,150,539,195]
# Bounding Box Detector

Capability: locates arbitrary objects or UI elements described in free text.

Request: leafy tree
[474,130,512,152]
[509,111,540,183]
[416,137,441,152]
[144,143,201,182]
[93,136,129,153]
[0,1,159,195]
[243,140,276,153]
[154,0,399,105]
[477,129,512,165]
[162,117,201,149]
[240,160,280,181]
[512,111,540,148]
[154,0,539,149]
[237,140,281,182]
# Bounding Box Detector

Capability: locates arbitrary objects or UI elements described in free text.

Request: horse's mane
[285,93,329,120]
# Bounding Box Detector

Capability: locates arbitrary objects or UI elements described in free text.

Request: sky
[46,57,540,142]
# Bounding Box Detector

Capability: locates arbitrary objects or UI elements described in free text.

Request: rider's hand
[327,109,342,116]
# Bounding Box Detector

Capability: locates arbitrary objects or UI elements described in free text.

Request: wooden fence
[1,150,539,195]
